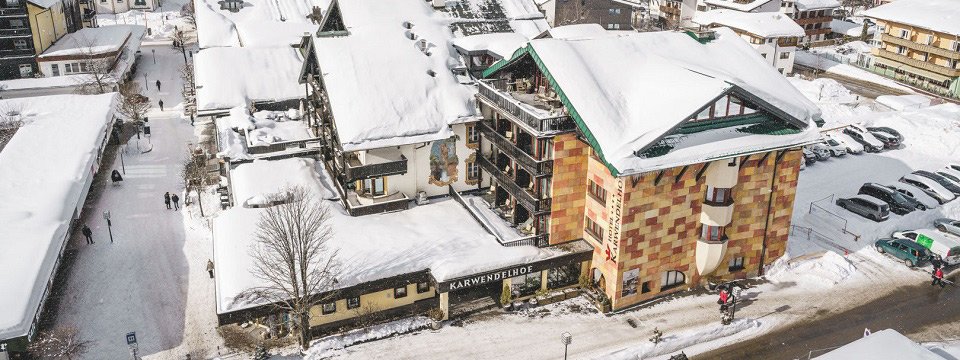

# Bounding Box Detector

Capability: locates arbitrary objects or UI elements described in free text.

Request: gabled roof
[694,10,805,38]
[483,27,821,176]
[703,0,775,12]
[794,0,840,11]
[815,329,942,360]
[194,0,324,48]
[862,0,960,36]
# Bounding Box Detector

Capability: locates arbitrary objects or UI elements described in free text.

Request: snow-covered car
[802,148,817,165]
[899,174,956,204]
[937,168,960,187]
[819,138,847,157]
[934,218,960,238]
[868,130,900,149]
[890,229,960,266]
[913,170,960,195]
[885,182,939,209]
[806,144,831,160]
[867,126,904,142]
[949,163,960,172]
[827,132,864,154]
[842,127,884,152]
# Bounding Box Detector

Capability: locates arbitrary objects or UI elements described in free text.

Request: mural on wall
[428,136,459,186]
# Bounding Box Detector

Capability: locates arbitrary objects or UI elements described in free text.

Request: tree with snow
[181,148,211,216]
[554,0,591,27]
[27,325,93,360]
[181,1,196,27]
[235,186,340,352]
[116,81,151,139]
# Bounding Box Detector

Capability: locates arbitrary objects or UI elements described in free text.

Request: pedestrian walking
[932,267,946,288]
[164,192,172,209]
[159,99,165,111]
[172,193,180,210]
[82,225,94,244]
[206,259,215,279]
[155,79,161,91]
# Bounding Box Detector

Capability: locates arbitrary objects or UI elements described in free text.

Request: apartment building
[694,10,805,74]
[863,0,960,98]
[784,0,839,44]
[539,0,635,30]
[0,0,82,79]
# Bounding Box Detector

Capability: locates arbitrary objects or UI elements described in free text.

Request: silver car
[935,218,960,237]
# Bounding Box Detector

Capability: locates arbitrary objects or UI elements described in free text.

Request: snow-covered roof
[830,20,873,37]
[0,93,118,340]
[194,0,323,48]
[703,0,775,12]
[194,47,305,113]
[452,33,529,58]
[213,162,568,313]
[38,25,139,58]
[695,10,805,38]
[794,0,840,11]
[536,24,610,40]
[862,0,960,36]
[815,329,943,359]
[230,158,337,207]
[497,28,821,175]
[313,0,480,152]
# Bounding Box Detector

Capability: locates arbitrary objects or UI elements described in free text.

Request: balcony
[875,48,960,77]
[0,48,34,58]
[794,16,832,26]
[344,191,409,216]
[477,121,552,177]
[700,202,734,227]
[0,7,27,16]
[881,33,960,61]
[476,154,551,214]
[476,79,576,134]
[0,28,31,38]
[344,149,408,182]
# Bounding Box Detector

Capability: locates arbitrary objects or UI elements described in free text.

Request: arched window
[661,270,685,290]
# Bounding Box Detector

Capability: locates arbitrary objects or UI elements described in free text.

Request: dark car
[858,183,920,214]
[842,128,883,152]
[875,238,933,267]
[802,148,817,165]
[837,195,890,222]
[869,130,900,149]
[914,170,960,195]
[867,126,904,142]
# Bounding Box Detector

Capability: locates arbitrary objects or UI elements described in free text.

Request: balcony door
[358,177,385,197]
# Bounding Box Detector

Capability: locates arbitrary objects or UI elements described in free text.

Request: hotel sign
[444,265,535,292]
[605,178,625,263]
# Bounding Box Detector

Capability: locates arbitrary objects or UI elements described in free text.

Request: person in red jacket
[932,267,946,288]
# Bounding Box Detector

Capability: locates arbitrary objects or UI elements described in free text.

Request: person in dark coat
[82,225,94,244]
[172,193,180,210]
[206,260,215,279]
[155,79,161,91]
[932,267,946,288]
[159,99,165,111]
[164,192,171,209]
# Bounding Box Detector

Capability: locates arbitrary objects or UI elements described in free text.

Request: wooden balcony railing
[477,79,576,134]
[344,154,408,182]
[881,33,960,60]
[875,48,960,77]
[447,186,550,248]
[476,154,551,214]
[477,121,553,177]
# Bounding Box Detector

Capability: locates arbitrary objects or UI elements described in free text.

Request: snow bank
[0,93,119,340]
[600,319,765,360]
[766,251,856,288]
[194,47,304,113]
[230,158,337,207]
[302,317,432,359]
[695,10,805,38]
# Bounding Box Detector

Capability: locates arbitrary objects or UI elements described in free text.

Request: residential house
[783,0,839,45]
[93,0,157,15]
[659,0,696,29]
[538,0,634,30]
[694,10,805,74]
[700,0,782,13]
[0,0,82,80]
[475,27,821,310]
[863,0,960,99]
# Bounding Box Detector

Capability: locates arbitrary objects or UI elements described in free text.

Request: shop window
[416,281,430,294]
[641,281,652,294]
[510,272,542,298]
[584,216,604,241]
[547,263,580,289]
[661,270,685,290]
[394,286,408,298]
[321,302,336,315]
[728,257,745,272]
[347,296,360,310]
[588,179,607,205]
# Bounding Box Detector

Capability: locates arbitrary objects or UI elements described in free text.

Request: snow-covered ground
[795,49,914,93]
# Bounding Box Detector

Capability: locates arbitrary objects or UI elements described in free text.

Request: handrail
[477,120,552,176]
[475,154,551,213]
[448,186,548,248]
[477,79,575,133]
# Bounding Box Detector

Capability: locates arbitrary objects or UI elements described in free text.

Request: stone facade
[548,133,589,245]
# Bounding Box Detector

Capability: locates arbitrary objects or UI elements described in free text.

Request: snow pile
[876,95,932,111]
[787,77,859,104]
[862,0,960,37]
[794,0,840,11]
[694,10,805,38]
[194,47,304,113]
[246,111,312,146]
[230,158,337,207]
[830,20,872,37]
[816,329,943,359]
[600,319,764,360]
[302,317,432,359]
[766,251,856,288]
[0,93,119,341]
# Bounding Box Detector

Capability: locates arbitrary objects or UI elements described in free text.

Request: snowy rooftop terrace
[0,93,118,340]
[194,48,304,114]
[215,107,319,161]
[213,159,574,313]
[694,10,805,38]
[862,0,960,36]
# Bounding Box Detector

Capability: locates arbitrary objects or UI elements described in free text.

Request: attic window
[318,0,347,35]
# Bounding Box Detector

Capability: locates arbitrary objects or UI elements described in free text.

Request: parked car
[913,170,960,195]
[836,195,890,222]
[885,183,939,209]
[802,148,817,165]
[858,183,919,214]
[807,144,831,160]
[819,139,847,157]
[828,132,864,154]
[891,229,960,265]
[868,130,900,149]
[949,163,960,172]
[874,237,934,267]
[934,218,960,237]
[842,127,884,152]
[937,168,960,186]
[899,174,956,204]
[867,126,904,142]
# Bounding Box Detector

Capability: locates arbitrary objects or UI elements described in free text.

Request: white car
[818,138,847,157]
[900,174,956,204]
[827,132,864,154]
[886,182,940,209]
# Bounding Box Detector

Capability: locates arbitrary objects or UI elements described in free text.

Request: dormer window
[219,0,242,12]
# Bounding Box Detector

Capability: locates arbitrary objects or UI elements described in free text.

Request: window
[51,64,59,76]
[728,256,745,272]
[394,286,408,298]
[467,161,479,181]
[79,62,88,72]
[585,216,604,241]
[6,0,20,6]
[606,24,614,30]
[926,34,935,45]
[9,19,24,28]
[416,281,430,294]
[510,271,542,297]
[347,297,360,309]
[641,281,652,293]
[613,24,620,30]
[621,268,639,297]
[899,29,908,39]
[13,39,27,49]
[547,263,580,289]
[661,270,685,290]
[467,124,479,145]
[588,179,607,205]
[702,225,725,242]
[705,186,730,204]
[779,52,790,60]
[896,45,907,55]
[321,302,336,315]
[18,64,32,77]
[359,177,385,196]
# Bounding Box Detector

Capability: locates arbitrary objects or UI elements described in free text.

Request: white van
[892,229,960,265]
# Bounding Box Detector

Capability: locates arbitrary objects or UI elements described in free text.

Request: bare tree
[180,1,196,27]
[116,81,151,139]
[555,0,591,26]
[28,326,93,360]
[234,186,339,351]
[181,147,210,216]
[73,36,118,95]
[172,30,189,63]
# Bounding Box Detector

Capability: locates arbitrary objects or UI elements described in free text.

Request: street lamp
[152,49,156,64]
[560,332,572,360]
[103,211,114,243]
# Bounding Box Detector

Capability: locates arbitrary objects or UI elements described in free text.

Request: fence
[790,225,854,255]
[807,194,861,242]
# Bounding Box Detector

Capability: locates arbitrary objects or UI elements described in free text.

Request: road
[794,65,911,100]
[696,273,960,359]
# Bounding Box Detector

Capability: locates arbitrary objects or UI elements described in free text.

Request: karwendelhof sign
[443,265,535,292]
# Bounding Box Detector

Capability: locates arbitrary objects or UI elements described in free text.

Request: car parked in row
[836,195,890,222]
[899,174,956,204]
[842,127,884,152]
[827,132,864,155]
[885,182,939,209]
[858,183,921,214]
[817,140,846,157]
[875,237,933,267]
[891,229,960,266]
[869,130,900,149]
[935,218,960,238]
[913,170,960,195]
[867,126,904,143]
[802,147,818,165]
[936,168,960,187]
[949,163,960,173]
